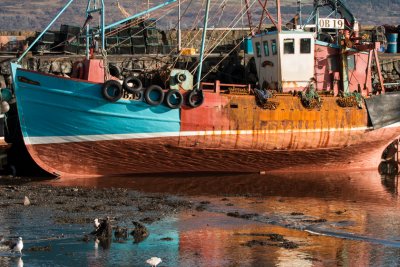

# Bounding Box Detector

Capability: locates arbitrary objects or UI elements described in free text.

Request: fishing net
[300,83,322,109]
[336,92,363,109]
[254,88,279,110]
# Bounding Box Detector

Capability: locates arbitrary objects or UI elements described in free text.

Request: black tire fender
[164,89,183,109]
[144,85,165,106]
[186,90,204,108]
[101,80,123,102]
[123,76,143,94]
[109,64,121,78]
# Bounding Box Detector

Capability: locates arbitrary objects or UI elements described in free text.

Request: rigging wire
[171,0,233,68]
[191,0,258,87]
[205,0,229,53]
[198,39,246,84]
[191,0,257,74]
[183,0,236,51]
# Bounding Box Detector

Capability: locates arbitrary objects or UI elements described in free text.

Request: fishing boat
[5,0,400,178]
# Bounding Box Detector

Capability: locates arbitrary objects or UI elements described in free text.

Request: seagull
[94,218,100,230]
[146,257,162,267]
[10,237,23,254]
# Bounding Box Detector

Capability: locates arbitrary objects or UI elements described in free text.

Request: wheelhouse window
[263,41,269,56]
[283,39,295,54]
[271,39,277,55]
[255,42,261,57]
[300,38,311,54]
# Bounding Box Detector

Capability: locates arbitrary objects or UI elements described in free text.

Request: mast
[101,0,105,51]
[85,0,105,55]
[257,0,268,33]
[335,0,338,45]
[195,0,211,90]
[244,0,254,33]
[276,0,282,32]
[315,1,319,37]
[85,0,92,59]
[178,0,182,51]
[297,0,302,26]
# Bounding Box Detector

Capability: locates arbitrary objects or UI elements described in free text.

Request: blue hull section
[14,69,180,142]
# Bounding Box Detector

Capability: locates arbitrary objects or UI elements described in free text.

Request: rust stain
[180,92,368,150]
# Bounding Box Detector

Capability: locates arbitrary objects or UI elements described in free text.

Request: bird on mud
[146,257,162,267]
[92,217,112,239]
[93,218,100,230]
[9,237,23,254]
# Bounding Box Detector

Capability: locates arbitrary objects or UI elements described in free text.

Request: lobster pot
[386,33,398,53]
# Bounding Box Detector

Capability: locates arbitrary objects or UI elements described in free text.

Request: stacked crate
[131,24,146,54]
[117,24,133,55]
[56,20,162,55]
[106,32,119,55]
[142,19,160,54]
[59,24,82,54]
[32,31,55,53]
[162,30,178,54]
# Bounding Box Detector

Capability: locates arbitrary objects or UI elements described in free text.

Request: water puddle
[1,170,400,266]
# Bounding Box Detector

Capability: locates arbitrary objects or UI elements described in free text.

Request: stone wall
[376,57,400,83]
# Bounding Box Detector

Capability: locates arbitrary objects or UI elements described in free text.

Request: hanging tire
[175,73,187,83]
[186,90,204,108]
[109,64,121,78]
[123,76,143,94]
[102,80,123,102]
[144,85,164,106]
[164,90,183,109]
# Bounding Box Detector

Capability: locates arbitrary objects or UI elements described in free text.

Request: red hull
[26,125,400,178]
[14,70,400,178]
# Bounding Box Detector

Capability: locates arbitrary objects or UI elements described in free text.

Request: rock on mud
[131,221,149,243]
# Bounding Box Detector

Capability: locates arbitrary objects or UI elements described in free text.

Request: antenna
[297,0,302,25]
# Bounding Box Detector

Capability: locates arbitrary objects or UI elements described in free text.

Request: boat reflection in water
[42,170,400,267]
[48,170,397,199]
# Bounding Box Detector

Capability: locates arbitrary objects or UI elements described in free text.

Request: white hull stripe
[23,126,380,145]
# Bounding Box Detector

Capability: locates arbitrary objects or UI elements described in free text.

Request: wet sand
[0,171,400,266]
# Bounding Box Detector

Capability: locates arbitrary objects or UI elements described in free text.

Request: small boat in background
[5,0,400,178]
